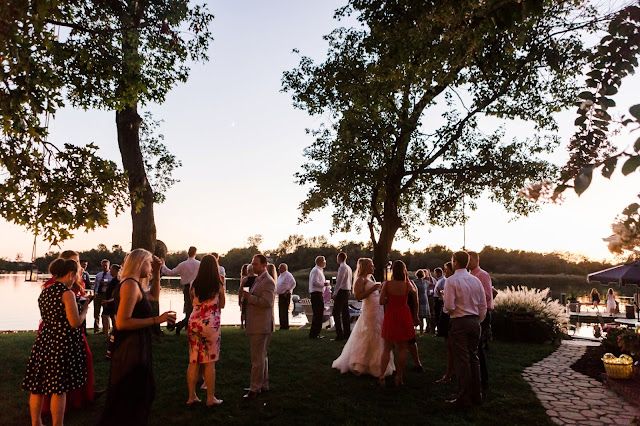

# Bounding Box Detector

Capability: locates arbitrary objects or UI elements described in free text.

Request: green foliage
[283,0,600,272]
[0,0,212,247]
[492,286,569,343]
[602,327,626,357]
[617,328,640,357]
[139,112,182,204]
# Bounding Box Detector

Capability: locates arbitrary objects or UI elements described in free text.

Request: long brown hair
[391,260,408,281]
[192,254,223,301]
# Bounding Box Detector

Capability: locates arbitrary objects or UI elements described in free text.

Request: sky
[1,1,639,262]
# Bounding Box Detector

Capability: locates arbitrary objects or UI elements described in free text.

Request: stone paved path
[522,340,639,425]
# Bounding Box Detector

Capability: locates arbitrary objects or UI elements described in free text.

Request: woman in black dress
[435,261,454,384]
[99,249,176,426]
[23,258,92,426]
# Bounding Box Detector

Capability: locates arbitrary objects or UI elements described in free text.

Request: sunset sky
[1,1,639,262]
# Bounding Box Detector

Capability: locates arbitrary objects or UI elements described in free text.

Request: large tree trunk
[116,105,156,251]
[371,190,402,282]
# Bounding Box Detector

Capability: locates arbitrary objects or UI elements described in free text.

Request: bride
[332,258,395,377]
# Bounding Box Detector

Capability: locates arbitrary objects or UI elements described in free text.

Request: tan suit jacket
[246,272,276,335]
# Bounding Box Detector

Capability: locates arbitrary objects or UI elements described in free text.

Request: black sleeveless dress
[100,278,155,426]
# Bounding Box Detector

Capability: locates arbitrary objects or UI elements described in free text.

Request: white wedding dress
[332,280,395,377]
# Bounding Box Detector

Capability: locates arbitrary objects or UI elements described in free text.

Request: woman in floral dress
[187,254,226,406]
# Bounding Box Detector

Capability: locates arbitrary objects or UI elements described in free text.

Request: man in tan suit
[240,253,276,399]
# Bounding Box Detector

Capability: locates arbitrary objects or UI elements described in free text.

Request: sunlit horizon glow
[1,1,639,264]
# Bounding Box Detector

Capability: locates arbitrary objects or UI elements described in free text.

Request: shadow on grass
[1,328,555,425]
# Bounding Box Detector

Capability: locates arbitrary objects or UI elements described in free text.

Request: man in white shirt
[94,259,112,334]
[468,251,493,390]
[443,251,487,408]
[162,246,200,335]
[276,263,296,330]
[332,252,352,341]
[309,256,329,339]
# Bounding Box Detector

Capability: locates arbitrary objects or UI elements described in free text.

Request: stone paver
[522,339,640,425]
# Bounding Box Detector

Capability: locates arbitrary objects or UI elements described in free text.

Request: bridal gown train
[332,280,395,377]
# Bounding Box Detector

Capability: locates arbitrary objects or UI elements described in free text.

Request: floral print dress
[188,294,221,363]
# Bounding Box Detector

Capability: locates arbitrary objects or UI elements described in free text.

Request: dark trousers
[478,311,492,388]
[333,289,351,339]
[176,284,192,329]
[449,315,482,405]
[309,291,324,338]
[434,298,443,329]
[278,293,291,330]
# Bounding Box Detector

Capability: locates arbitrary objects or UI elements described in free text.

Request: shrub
[492,286,569,343]
[601,327,625,356]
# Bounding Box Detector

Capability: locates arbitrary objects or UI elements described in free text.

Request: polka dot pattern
[23,282,87,394]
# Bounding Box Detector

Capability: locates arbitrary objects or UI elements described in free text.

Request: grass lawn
[1,327,555,425]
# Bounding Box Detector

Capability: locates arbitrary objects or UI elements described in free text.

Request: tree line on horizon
[8,236,615,278]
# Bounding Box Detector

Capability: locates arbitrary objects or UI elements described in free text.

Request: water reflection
[0,274,307,331]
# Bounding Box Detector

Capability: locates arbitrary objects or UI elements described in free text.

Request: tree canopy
[283,0,607,277]
[0,0,213,250]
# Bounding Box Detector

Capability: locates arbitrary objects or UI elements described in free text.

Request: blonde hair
[267,263,278,283]
[119,248,152,280]
[355,258,373,278]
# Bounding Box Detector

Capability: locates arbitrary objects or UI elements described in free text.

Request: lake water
[0,273,307,331]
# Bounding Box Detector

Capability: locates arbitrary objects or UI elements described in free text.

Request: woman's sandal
[186,397,201,405]
[206,398,223,407]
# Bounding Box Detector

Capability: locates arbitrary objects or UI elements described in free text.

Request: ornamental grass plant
[492,286,569,343]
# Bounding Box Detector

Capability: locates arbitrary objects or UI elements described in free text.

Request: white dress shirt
[161,257,200,286]
[276,271,296,295]
[333,262,353,295]
[309,265,326,293]
[94,271,113,294]
[434,276,446,299]
[443,268,487,322]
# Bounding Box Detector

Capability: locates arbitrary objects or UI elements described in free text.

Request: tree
[283,0,603,279]
[521,4,640,254]
[1,0,129,245]
[1,1,213,251]
[247,234,264,250]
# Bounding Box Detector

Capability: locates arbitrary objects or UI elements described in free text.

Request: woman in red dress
[379,260,419,387]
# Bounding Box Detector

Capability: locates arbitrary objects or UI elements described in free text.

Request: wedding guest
[436,262,454,384]
[267,263,278,284]
[240,254,276,399]
[309,256,329,339]
[332,252,353,341]
[162,246,200,335]
[406,277,424,372]
[425,268,436,333]
[443,251,486,408]
[102,264,121,333]
[99,249,176,425]
[276,263,296,330]
[187,255,225,406]
[607,288,617,315]
[239,264,251,329]
[468,251,493,390]
[94,259,112,334]
[413,270,431,335]
[24,258,92,426]
[379,260,418,387]
[590,288,601,311]
[433,267,445,329]
[212,252,226,284]
[41,250,98,414]
[332,258,394,377]
[80,260,91,289]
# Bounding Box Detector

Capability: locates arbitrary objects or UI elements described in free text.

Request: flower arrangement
[492,286,569,343]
